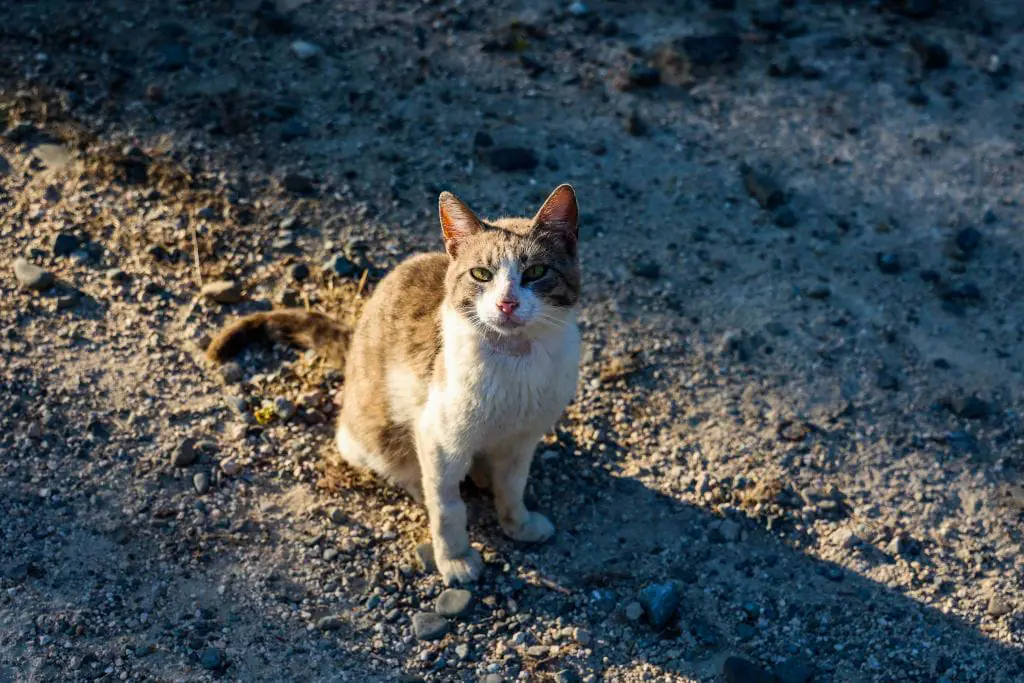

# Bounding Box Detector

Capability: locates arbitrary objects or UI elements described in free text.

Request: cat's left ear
[439,191,483,257]
[532,184,579,253]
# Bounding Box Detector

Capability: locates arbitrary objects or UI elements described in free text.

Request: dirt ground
[1,1,1023,681]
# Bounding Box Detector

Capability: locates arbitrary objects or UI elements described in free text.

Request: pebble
[329,509,346,525]
[282,172,315,195]
[567,1,588,16]
[52,232,80,256]
[193,472,211,495]
[318,615,344,631]
[624,601,644,621]
[638,581,682,628]
[574,628,591,646]
[32,144,72,170]
[435,588,473,617]
[954,227,982,256]
[773,206,798,228]
[910,36,949,70]
[487,147,538,172]
[806,284,831,300]
[199,647,223,670]
[201,280,243,304]
[412,612,449,641]
[273,397,296,421]
[723,656,775,683]
[323,254,357,278]
[740,163,785,210]
[290,262,310,282]
[877,252,901,274]
[220,362,244,384]
[775,656,815,683]
[323,547,339,562]
[172,437,199,467]
[13,258,54,291]
[106,268,129,283]
[414,543,436,573]
[988,597,1012,618]
[220,459,241,476]
[290,40,321,61]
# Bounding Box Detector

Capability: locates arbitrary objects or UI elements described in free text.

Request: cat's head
[438,184,580,339]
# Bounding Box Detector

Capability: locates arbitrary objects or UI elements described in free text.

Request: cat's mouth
[493,313,526,331]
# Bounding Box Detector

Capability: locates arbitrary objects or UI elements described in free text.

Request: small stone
[322,254,357,278]
[277,289,300,307]
[910,36,949,70]
[414,543,436,573]
[220,362,244,384]
[106,268,129,283]
[806,284,831,300]
[631,259,661,280]
[877,253,901,274]
[412,612,449,641]
[719,519,741,542]
[681,33,741,67]
[948,395,989,420]
[193,472,211,495]
[830,527,860,549]
[473,131,494,148]
[172,437,199,467]
[329,509,346,525]
[201,280,243,304]
[282,172,315,195]
[740,163,785,210]
[290,262,310,282]
[567,1,588,16]
[988,598,1012,618]
[13,259,54,291]
[323,547,338,562]
[627,63,661,87]
[487,147,538,172]
[454,643,471,660]
[638,581,682,628]
[526,645,551,658]
[887,533,920,558]
[273,397,296,421]
[624,109,647,137]
[775,656,815,683]
[624,601,644,621]
[954,227,982,255]
[318,615,344,631]
[199,647,222,671]
[291,40,321,61]
[723,656,774,683]
[574,628,592,646]
[52,233,80,256]
[32,144,72,170]
[220,459,241,476]
[773,206,798,227]
[435,588,473,617]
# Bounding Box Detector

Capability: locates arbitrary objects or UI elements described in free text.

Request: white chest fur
[429,308,580,450]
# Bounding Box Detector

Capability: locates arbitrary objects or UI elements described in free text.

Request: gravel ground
[2,1,1023,681]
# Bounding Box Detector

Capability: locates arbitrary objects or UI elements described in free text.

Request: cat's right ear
[438,191,483,257]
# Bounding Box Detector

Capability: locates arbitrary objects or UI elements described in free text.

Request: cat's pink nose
[497,299,519,316]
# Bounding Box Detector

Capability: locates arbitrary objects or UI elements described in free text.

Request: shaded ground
[1,0,1023,681]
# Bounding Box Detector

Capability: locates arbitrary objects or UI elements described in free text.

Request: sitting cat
[207,184,581,584]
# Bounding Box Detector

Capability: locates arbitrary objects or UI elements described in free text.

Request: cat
[207,184,582,584]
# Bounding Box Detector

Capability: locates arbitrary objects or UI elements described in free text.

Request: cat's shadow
[430,429,1023,682]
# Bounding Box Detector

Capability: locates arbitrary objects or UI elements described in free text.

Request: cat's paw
[435,548,483,585]
[501,511,555,544]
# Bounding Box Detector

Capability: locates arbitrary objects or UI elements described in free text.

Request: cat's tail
[206,309,350,368]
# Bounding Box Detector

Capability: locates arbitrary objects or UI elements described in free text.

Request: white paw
[502,511,555,544]
[435,548,483,585]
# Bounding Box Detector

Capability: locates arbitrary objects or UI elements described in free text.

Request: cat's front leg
[417,430,482,585]
[491,438,555,543]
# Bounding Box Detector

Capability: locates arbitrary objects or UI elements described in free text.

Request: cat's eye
[469,267,493,282]
[522,264,548,283]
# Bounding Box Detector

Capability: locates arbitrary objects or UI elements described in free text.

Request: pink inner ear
[439,193,482,254]
[536,185,578,233]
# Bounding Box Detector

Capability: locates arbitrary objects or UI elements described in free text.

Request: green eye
[469,267,493,282]
[522,264,547,282]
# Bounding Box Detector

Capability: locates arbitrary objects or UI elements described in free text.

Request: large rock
[638,581,682,628]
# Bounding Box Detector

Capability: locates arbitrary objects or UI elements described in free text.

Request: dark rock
[290,262,310,282]
[256,1,295,34]
[631,259,661,280]
[776,656,815,683]
[773,206,798,227]
[910,36,949,70]
[954,227,981,255]
[3,122,40,143]
[877,252,901,274]
[740,163,785,210]
[172,437,199,467]
[435,588,473,617]
[473,131,494,148]
[156,43,189,71]
[948,395,990,420]
[723,656,775,683]
[412,612,449,641]
[681,34,741,67]
[282,173,315,195]
[888,532,921,557]
[919,269,940,283]
[627,63,661,87]
[52,233,80,256]
[939,282,981,302]
[318,615,344,631]
[323,254,357,278]
[193,472,211,495]
[487,147,538,172]
[638,581,682,628]
[624,109,647,136]
[199,647,223,671]
[13,259,54,291]
[806,283,831,299]
[768,55,802,78]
